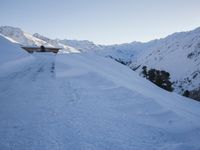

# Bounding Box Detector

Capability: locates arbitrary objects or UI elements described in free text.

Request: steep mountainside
[0,26,51,46]
[129,27,200,94]
[95,27,200,96]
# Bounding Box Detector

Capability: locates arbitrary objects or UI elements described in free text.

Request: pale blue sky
[1,0,200,44]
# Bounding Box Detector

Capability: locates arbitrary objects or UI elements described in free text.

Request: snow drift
[0,48,200,149]
[0,35,30,65]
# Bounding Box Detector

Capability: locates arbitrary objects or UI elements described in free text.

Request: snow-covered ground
[0,35,28,64]
[1,35,200,149]
[0,26,200,150]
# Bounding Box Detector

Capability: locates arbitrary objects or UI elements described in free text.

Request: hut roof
[21,46,60,53]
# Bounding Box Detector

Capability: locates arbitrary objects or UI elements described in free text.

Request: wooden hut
[21,46,60,54]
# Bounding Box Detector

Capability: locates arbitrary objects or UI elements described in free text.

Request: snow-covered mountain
[95,41,157,62]
[58,39,100,52]
[1,25,200,98]
[129,28,200,94]
[0,26,80,53]
[0,26,51,46]
[94,27,200,98]
[1,34,200,150]
[33,33,80,53]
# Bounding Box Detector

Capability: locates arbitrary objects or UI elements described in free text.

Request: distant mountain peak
[0,25,23,32]
[33,33,51,43]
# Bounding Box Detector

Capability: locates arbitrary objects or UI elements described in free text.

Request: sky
[0,0,200,44]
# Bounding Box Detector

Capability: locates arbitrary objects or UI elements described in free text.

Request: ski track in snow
[0,53,200,150]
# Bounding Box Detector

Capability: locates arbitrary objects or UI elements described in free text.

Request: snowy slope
[33,33,80,53]
[0,26,51,46]
[128,27,200,93]
[0,34,30,66]
[0,46,200,150]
